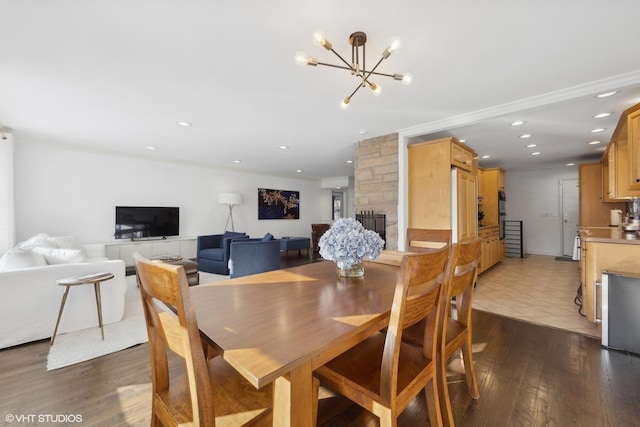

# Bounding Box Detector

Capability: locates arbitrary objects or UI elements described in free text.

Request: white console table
[104,236,197,266]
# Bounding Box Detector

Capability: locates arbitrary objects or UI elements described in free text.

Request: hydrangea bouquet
[319,218,385,276]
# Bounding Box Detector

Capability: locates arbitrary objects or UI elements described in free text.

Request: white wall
[0,135,15,254]
[14,141,333,245]
[504,166,579,256]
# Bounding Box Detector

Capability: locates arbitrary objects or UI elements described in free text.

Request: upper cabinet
[602,103,640,200]
[628,108,640,190]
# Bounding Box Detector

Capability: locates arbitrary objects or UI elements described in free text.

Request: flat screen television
[115,206,179,240]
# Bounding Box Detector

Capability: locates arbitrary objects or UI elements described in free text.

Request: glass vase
[336,260,364,278]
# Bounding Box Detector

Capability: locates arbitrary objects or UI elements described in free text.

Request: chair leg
[311,376,319,426]
[437,352,456,427]
[377,407,397,427]
[424,377,443,427]
[461,340,479,399]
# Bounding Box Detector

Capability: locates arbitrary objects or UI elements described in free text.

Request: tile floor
[473,254,601,338]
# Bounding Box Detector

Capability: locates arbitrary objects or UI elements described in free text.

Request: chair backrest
[443,239,482,327]
[134,253,216,426]
[380,246,449,401]
[405,228,452,252]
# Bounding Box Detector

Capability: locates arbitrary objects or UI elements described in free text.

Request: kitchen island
[580,227,640,322]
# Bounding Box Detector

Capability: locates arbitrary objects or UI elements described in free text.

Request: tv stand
[130,236,167,242]
[105,236,196,266]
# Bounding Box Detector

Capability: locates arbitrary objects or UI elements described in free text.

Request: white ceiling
[2,1,640,179]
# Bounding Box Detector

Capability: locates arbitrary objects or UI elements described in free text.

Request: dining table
[189,255,403,426]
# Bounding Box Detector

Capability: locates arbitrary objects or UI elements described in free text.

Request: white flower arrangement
[318,217,385,269]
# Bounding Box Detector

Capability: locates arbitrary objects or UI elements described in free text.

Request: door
[561,179,579,257]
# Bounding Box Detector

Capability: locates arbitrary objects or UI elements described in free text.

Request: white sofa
[0,234,127,349]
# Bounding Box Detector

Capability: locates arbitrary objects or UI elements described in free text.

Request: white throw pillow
[31,247,87,265]
[17,233,57,250]
[0,247,48,271]
[48,235,77,249]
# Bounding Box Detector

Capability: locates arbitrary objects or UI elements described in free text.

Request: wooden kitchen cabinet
[580,231,640,322]
[408,137,478,242]
[602,103,640,198]
[478,225,502,273]
[579,162,625,226]
[478,167,504,227]
[629,108,640,190]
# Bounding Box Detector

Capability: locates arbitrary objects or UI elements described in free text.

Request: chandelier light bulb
[401,73,413,85]
[340,97,351,110]
[388,37,402,52]
[312,29,331,50]
[295,51,310,66]
[312,30,325,45]
[370,83,382,96]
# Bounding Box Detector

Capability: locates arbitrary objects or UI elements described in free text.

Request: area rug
[46,276,147,371]
[46,271,230,370]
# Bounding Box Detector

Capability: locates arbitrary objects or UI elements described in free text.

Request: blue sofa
[197,232,248,275]
[229,237,281,278]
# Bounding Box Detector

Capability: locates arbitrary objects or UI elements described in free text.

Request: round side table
[51,272,115,345]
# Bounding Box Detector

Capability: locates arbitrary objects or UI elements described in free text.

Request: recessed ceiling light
[596,91,617,98]
[588,140,601,145]
[145,146,156,150]
[359,130,367,135]
[566,163,576,166]
[530,152,541,156]
[511,120,525,126]
[347,160,353,164]
[279,145,289,150]
[519,134,532,139]
[459,139,466,143]
[593,112,612,119]
[526,144,537,148]
[233,160,242,163]
[296,169,303,173]
[178,121,192,127]
[481,155,490,159]
[590,128,605,133]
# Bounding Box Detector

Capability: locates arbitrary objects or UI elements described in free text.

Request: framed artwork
[258,188,300,220]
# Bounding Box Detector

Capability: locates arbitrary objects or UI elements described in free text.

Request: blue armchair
[229,237,281,278]
[197,232,248,275]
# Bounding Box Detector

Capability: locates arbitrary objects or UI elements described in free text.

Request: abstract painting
[258,188,300,220]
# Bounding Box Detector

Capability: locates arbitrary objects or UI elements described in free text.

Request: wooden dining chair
[313,247,450,427]
[133,253,272,427]
[403,238,482,427]
[405,228,452,252]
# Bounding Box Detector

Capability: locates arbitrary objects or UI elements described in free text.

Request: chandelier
[295,30,413,109]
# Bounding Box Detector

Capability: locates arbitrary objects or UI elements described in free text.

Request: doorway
[561,179,579,257]
[332,191,344,220]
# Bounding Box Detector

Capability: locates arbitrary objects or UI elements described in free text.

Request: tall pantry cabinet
[408,137,478,242]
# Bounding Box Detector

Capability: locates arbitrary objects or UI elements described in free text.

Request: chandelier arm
[347,81,364,100]
[316,62,357,72]
[362,56,386,83]
[328,48,353,69]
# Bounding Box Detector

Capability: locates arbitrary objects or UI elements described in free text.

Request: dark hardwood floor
[2,252,639,426]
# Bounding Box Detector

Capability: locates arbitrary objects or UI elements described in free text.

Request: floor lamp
[218,193,242,232]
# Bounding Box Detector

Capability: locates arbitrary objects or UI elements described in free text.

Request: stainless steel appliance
[601,271,640,355]
[622,197,640,232]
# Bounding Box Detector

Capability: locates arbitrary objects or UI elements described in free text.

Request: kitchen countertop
[580,227,640,244]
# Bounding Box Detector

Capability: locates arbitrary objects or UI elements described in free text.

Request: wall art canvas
[258,188,300,220]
